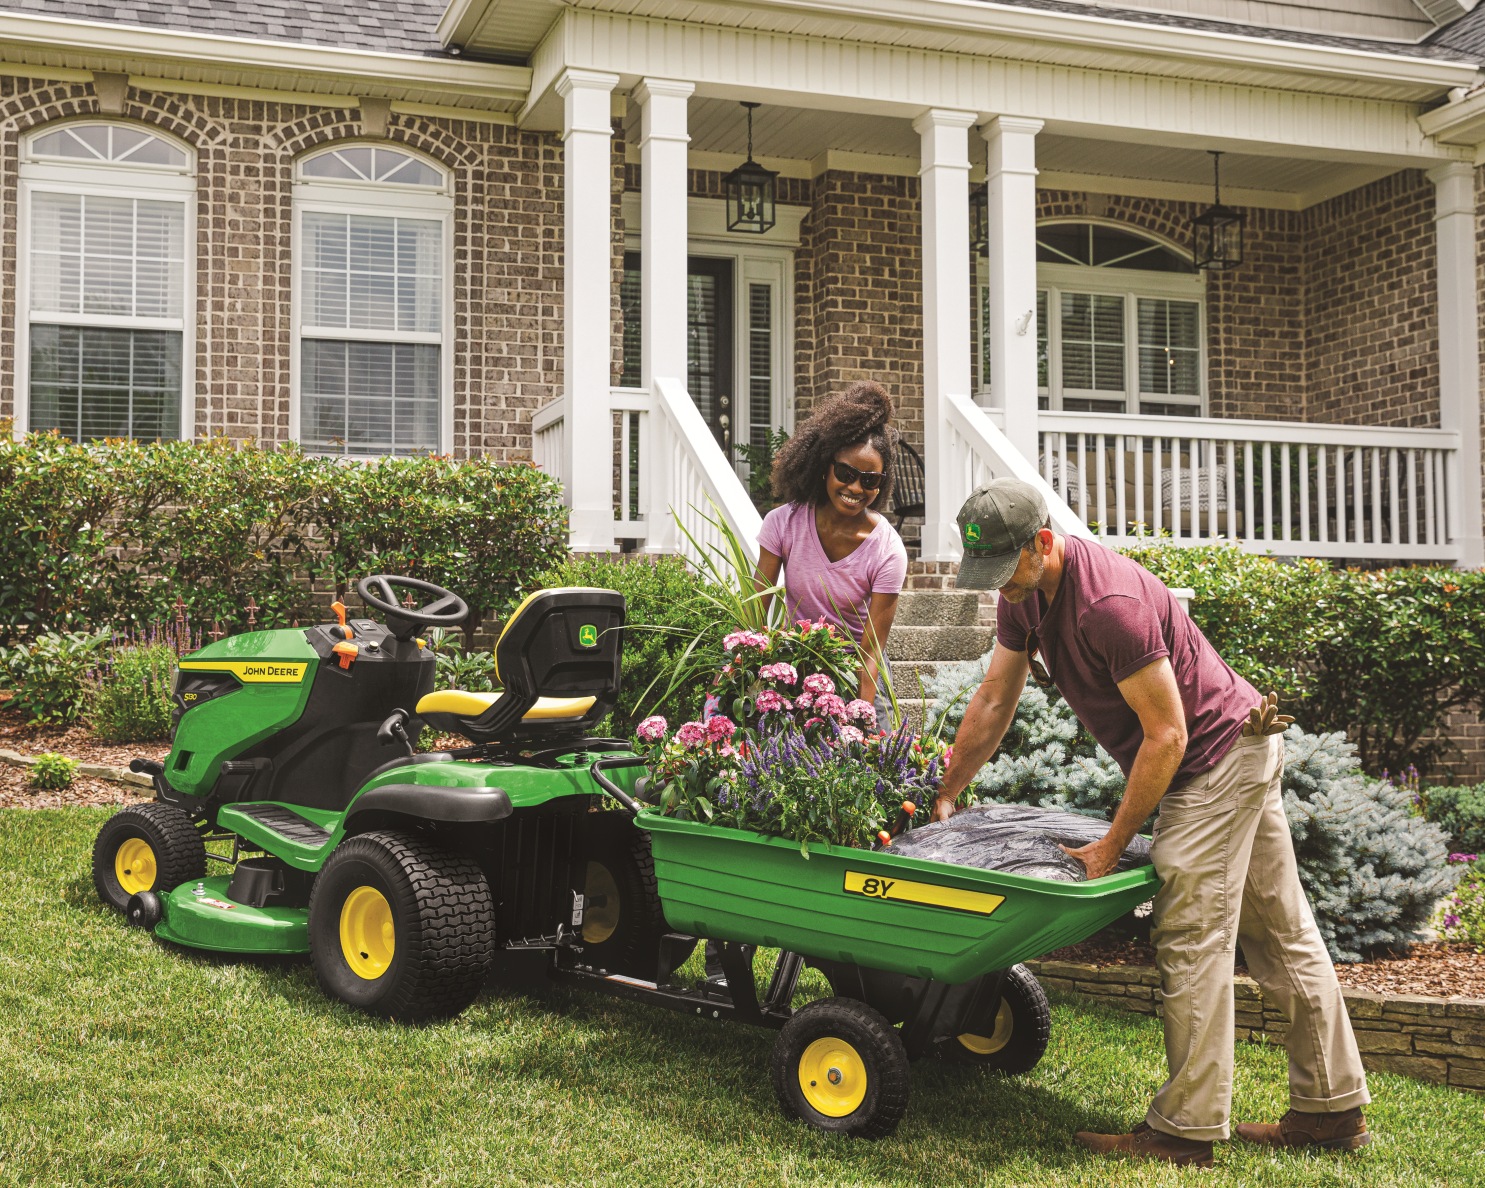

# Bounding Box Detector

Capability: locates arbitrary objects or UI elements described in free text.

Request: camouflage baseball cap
[954,479,1049,590]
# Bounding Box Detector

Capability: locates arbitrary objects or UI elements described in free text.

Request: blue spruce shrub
[928,650,1461,961]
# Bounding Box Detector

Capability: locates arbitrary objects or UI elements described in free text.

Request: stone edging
[0,748,152,788]
[1025,959,1485,1095]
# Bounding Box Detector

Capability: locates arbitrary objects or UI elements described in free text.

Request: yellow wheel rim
[115,838,157,896]
[798,1036,869,1118]
[582,861,620,945]
[339,886,395,980]
[958,998,1014,1055]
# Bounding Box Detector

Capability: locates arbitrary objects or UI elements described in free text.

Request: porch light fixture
[724,102,778,234]
[1190,151,1244,270]
[970,184,988,255]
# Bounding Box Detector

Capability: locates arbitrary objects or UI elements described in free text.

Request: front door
[686,256,734,455]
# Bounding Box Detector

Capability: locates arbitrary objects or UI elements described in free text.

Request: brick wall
[0,75,566,462]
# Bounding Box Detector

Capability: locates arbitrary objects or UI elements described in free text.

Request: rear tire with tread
[92,802,206,911]
[936,963,1050,1073]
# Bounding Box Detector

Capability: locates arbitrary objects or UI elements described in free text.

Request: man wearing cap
[934,478,1370,1169]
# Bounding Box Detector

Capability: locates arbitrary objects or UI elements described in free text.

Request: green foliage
[424,627,497,693]
[0,433,568,643]
[0,629,110,724]
[734,427,789,511]
[538,553,716,735]
[1438,857,1485,949]
[28,752,79,790]
[86,628,183,743]
[1421,782,1485,856]
[927,651,1461,961]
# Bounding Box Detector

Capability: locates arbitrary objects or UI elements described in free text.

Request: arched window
[980,220,1205,418]
[293,145,451,456]
[20,123,193,441]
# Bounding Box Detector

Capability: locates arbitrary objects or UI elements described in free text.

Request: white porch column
[557,68,619,551]
[914,108,976,562]
[634,78,693,388]
[1428,161,1484,569]
[982,116,1044,464]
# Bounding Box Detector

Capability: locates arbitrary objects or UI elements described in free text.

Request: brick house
[0,0,1482,581]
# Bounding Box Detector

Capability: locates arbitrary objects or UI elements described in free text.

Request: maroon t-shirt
[995,536,1258,789]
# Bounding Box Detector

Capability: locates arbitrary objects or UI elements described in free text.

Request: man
[934,479,1370,1169]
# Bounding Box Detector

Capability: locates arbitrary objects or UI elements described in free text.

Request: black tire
[92,802,206,911]
[308,831,493,1022]
[937,964,1050,1074]
[576,812,668,979]
[771,998,910,1140]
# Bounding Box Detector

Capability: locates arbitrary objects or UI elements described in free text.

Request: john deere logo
[964,523,982,545]
[578,624,599,648]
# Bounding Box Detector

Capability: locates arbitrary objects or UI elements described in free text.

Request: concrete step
[892,698,930,736]
[885,624,997,662]
[893,589,983,628]
[888,658,982,698]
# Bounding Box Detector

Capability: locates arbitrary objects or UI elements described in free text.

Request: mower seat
[415,587,624,744]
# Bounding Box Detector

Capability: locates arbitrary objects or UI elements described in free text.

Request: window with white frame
[294,146,451,456]
[980,222,1204,417]
[20,123,193,441]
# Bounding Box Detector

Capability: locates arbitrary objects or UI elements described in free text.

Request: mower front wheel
[92,802,206,912]
[308,831,493,1022]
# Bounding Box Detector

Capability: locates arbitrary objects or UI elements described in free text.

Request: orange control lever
[331,601,352,639]
[332,641,359,669]
[891,800,917,838]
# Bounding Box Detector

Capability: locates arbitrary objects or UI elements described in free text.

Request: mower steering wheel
[356,575,470,634]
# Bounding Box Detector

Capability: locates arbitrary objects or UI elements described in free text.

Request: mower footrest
[232,803,331,847]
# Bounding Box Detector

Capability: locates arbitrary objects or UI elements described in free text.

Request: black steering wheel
[356,575,470,639]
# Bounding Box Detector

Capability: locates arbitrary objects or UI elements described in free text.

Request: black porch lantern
[970,183,988,255]
[1190,150,1244,270]
[724,102,778,234]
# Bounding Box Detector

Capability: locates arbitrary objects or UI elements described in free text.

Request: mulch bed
[0,713,168,810]
[1043,935,1485,1000]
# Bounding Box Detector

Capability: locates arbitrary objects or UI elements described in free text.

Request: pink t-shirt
[758,501,908,643]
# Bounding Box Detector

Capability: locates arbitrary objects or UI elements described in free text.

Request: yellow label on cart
[178,660,308,684]
[843,870,1006,917]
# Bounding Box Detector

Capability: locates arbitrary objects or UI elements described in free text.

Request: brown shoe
[1075,1121,1215,1168]
[1233,1107,1370,1151]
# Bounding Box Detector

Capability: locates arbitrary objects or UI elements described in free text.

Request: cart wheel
[938,963,1050,1074]
[92,802,206,912]
[308,831,493,1022]
[576,812,667,979]
[771,998,910,1139]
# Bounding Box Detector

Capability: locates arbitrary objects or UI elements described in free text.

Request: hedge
[0,431,568,641]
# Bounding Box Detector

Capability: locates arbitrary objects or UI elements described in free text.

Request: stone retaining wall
[1025,960,1485,1095]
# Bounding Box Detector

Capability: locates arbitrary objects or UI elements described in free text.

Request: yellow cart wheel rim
[798,1036,869,1118]
[339,886,395,980]
[958,998,1014,1055]
[115,838,157,896]
[582,861,620,944]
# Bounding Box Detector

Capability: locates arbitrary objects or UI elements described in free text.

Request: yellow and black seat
[414,587,624,744]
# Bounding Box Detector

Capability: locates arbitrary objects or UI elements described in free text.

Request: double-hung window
[20,123,193,440]
[293,146,450,456]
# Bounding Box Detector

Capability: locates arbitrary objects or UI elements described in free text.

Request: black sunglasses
[1025,627,1054,688]
[831,461,885,491]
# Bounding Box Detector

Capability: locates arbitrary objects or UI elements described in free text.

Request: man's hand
[1060,835,1121,881]
[1242,690,1295,738]
[930,793,957,823]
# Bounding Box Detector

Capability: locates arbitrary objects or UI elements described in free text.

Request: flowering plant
[710,617,860,729]
[631,713,743,822]
[1438,854,1485,950]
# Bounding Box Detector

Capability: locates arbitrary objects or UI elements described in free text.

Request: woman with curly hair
[754,379,908,715]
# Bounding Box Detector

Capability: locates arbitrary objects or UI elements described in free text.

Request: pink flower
[755,690,791,714]
[804,717,824,730]
[815,692,846,720]
[676,721,708,750]
[759,662,798,686]
[944,745,954,766]
[844,699,876,724]
[803,673,835,696]
[837,725,865,746]
[795,690,814,710]
[795,619,812,630]
[636,715,668,743]
[723,630,770,653]
[706,715,736,742]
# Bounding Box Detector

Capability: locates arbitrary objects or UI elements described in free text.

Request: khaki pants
[1146,732,1370,1140]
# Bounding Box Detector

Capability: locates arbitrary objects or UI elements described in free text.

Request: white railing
[1035,410,1462,560]
[529,379,763,568]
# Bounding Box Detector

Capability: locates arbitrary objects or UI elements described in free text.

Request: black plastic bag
[887,803,1152,882]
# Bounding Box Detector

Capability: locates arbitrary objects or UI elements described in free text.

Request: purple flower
[1448,853,1479,865]
[1445,913,1461,928]
[760,662,798,686]
[636,715,668,743]
[676,721,708,749]
[803,673,835,696]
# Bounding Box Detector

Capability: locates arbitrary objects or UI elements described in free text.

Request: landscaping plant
[85,625,191,743]
[1421,782,1485,856]
[28,752,79,790]
[1437,854,1485,950]
[423,627,497,693]
[707,619,861,728]
[0,629,110,724]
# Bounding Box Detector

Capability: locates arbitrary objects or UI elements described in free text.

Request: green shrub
[425,627,497,693]
[29,752,79,790]
[537,554,716,737]
[1422,783,1485,855]
[1438,857,1485,949]
[87,628,182,743]
[0,629,110,724]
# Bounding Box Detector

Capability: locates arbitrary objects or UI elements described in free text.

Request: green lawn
[2,808,1482,1188]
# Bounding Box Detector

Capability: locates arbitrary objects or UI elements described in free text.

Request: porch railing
[1032,410,1462,561]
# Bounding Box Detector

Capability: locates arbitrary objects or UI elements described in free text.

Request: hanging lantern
[724,102,778,234]
[970,183,988,255]
[1190,150,1244,270]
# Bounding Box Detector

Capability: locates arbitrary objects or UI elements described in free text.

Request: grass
[2,808,1483,1188]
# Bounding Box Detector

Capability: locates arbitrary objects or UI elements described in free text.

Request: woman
[754,380,908,724]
